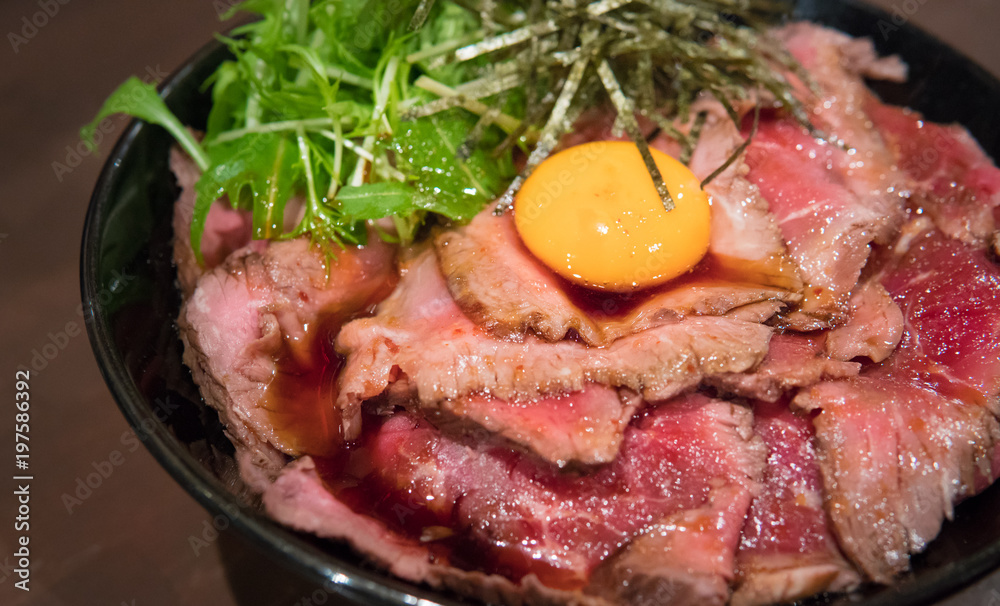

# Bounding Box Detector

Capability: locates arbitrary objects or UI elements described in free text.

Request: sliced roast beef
[417,385,642,467]
[709,334,859,402]
[731,400,859,606]
[171,148,259,298]
[336,249,773,441]
[435,203,799,347]
[794,375,999,583]
[179,236,397,484]
[687,106,804,293]
[866,98,1000,246]
[264,396,762,606]
[743,25,906,330]
[724,300,788,325]
[777,24,905,239]
[434,97,803,349]
[590,484,751,606]
[358,395,764,599]
[877,224,1000,401]
[745,117,894,330]
[793,225,1000,582]
[263,456,437,581]
[824,280,904,363]
[266,463,611,606]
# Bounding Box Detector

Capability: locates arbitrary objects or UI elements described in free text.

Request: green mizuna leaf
[82,77,210,171]
[86,0,803,256]
[389,110,515,221]
[336,182,426,219]
[191,132,300,262]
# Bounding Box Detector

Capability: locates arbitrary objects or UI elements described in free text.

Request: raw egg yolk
[514,141,711,291]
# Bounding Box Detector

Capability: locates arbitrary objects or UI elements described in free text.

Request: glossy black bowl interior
[81,1,1000,604]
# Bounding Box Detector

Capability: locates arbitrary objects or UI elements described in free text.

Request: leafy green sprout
[83,0,806,264]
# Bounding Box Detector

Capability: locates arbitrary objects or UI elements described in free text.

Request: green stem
[166,121,211,172]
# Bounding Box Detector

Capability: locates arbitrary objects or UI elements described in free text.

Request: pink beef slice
[709,333,860,403]
[435,96,805,350]
[686,101,804,292]
[178,236,397,486]
[435,129,803,348]
[266,460,614,606]
[170,148,259,298]
[335,248,773,451]
[878,224,1000,400]
[342,394,765,604]
[265,399,760,606]
[587,482,753,606]
[435,204,799,348]
[824,280,904,364]
[263,456,438,583]
[417,385,644,468]
[794,375,999,584]
[743,25,907,330]
[866,97,1000,247]
[744,117,900,331]
[791,225,1000,583]
[265,460,613,605]
[731,399,859,606]
[777,23,906,229]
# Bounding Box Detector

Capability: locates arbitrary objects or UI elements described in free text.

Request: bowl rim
[80,2,1000,605]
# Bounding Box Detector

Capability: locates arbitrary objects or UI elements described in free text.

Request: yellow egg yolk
[513,141,711,291]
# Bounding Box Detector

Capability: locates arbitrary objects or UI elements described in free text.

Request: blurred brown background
[0,1,999,605]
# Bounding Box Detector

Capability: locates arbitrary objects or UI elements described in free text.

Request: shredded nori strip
[410,0,439,30]
[409,0,811,214]
[701,101,760,187]
[598,59,674,210]
[495,44,593,213]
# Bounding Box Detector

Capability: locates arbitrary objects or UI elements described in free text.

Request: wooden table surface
[1,1,999,605]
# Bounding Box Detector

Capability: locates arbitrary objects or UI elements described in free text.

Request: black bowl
[81,1,1000,605]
